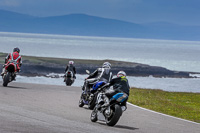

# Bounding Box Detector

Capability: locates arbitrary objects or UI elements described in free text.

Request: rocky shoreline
[18,64,191,78]
[0,53,196,78]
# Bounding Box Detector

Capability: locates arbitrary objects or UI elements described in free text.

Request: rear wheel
[66,82,72,86]
[106,104,122,126]
[66,78,72,86]
[3,72,11,87]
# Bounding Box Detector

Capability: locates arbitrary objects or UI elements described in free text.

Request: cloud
[0,0,21,7]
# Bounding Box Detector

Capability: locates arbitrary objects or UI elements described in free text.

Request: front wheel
[79,94,84,107]
[106,104,122,126]
[88,94,97,110]
[90,108,98,122]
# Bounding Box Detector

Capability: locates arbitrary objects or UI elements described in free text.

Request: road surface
[0,82,199,133]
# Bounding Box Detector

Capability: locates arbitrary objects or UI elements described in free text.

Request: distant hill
[0,9,200,41]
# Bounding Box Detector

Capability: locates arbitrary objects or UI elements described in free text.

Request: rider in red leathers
[1,48,22,80]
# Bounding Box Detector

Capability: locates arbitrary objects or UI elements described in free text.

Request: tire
[66,78,72,86]
[3,72,11,87]
[90,108,98,122]
[106,104,122,126]
[88,94,97,110]
[66,82,72,86]
[79,94,84,107]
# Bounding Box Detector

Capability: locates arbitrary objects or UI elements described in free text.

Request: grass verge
[128,88,200,123]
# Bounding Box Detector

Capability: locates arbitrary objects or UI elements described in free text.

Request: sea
[0,32,200,92]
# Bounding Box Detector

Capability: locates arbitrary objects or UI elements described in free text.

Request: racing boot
[0,72,4,76]
[121,106,127,112]
[63,74,66,82]
[1,68,5,76]
[12,73,16,81]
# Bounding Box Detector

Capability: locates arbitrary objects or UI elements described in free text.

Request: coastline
[0,52,197,78]
[1,52,200,93]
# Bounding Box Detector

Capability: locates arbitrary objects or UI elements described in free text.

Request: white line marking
[127,102,200,125]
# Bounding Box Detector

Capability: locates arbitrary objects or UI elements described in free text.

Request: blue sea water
[1,32,200,72]
[0,32,200,92]
[2,74,198,93]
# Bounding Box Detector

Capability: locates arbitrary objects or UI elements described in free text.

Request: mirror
[86,70,90,75]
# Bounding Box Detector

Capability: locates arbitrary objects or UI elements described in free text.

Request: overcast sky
[0,0,199,25]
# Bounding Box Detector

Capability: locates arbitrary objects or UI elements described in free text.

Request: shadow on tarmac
[4,85,27,89]
[98,122,139,131]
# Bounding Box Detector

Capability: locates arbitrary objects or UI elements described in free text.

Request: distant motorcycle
[90,87,127,126]
[2,61,18,87]
[64,71,75,86]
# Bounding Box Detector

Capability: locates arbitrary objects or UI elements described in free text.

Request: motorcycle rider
[101,71,130,111]
[83,62,113,91]
[1,47,22,80]
[64,61,76,81]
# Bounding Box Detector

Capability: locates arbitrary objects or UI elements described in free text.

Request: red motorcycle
[2,61,18,87]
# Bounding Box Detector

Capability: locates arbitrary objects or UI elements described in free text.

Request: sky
[0,0,200,26]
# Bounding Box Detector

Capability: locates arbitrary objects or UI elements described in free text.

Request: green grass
[128,88,200,123]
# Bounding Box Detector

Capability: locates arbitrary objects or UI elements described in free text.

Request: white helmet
[117,71,126,77]
[102,62,111,68]
[69,61,74,65]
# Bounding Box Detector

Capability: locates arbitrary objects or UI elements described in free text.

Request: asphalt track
[0,81,199,133]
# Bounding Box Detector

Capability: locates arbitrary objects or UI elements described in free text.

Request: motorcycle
[2,61,18,87]
[79,70,105,109]
[87,81,107,109]
[90,87,127,126]
[64,71,75,86]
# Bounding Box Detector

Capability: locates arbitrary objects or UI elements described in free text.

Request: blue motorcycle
[79,80,106,110]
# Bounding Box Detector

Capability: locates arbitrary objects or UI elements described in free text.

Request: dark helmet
[13,47,20,53]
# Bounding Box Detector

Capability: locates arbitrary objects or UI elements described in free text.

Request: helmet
[117,71,126,77]
[102,62,111,68]
[13,47,20,53]
[69,61,74,65]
